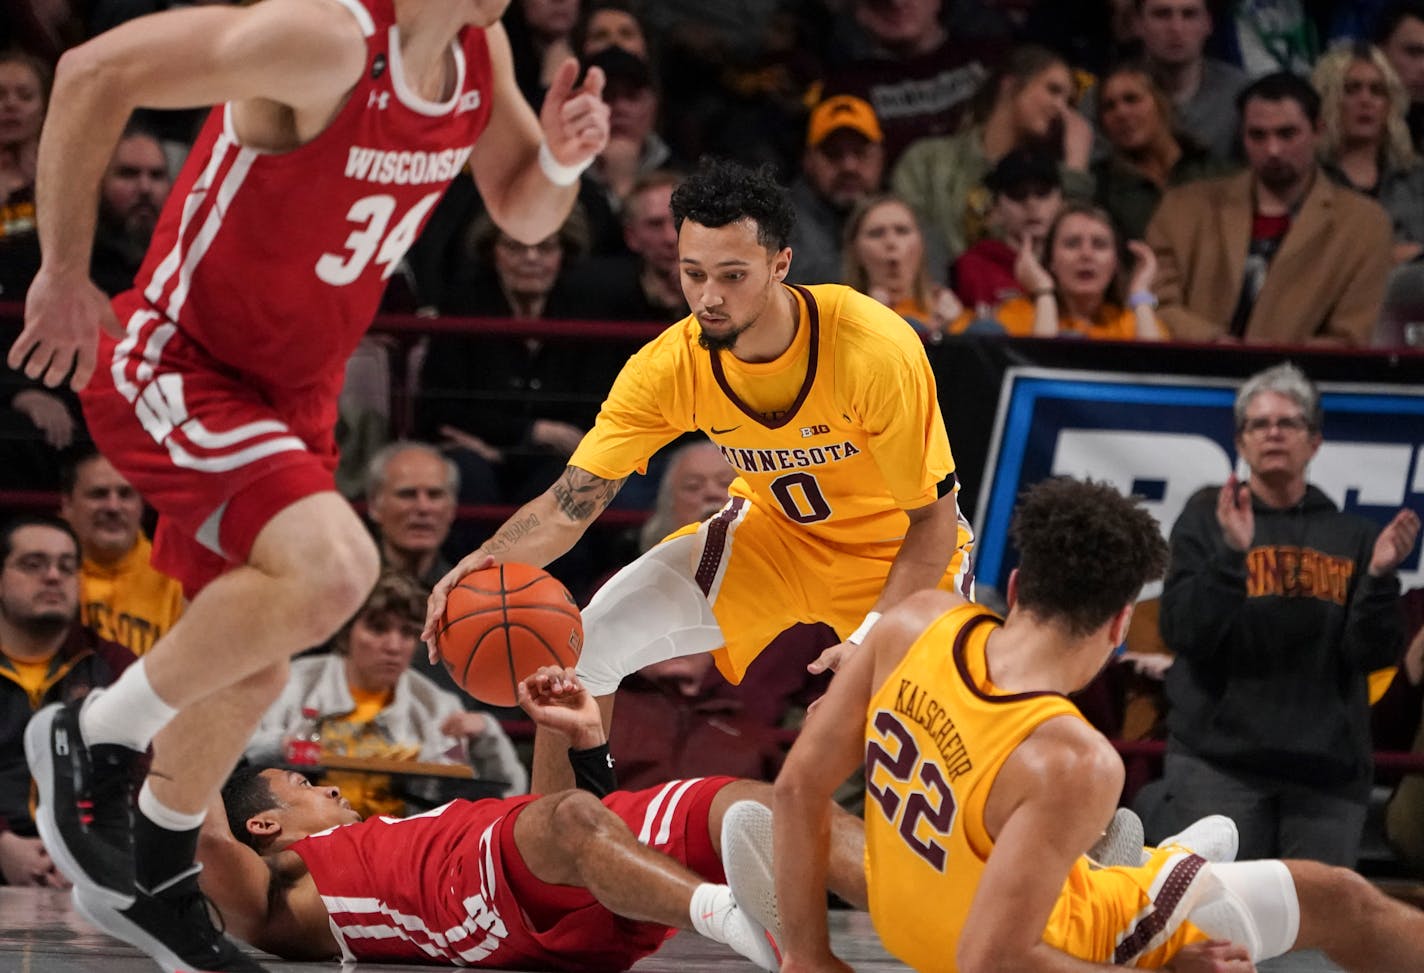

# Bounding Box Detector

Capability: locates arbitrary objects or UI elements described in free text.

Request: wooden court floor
[0,887,1360,972]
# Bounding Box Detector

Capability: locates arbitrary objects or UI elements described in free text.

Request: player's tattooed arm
[551,466,627,523]
[482,511,542,556]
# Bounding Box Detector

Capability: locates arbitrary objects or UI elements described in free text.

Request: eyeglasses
[1240,415,1311,436]
[5,554,79,577]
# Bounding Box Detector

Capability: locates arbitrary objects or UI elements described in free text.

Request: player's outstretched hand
[1165,939,1255,973]
[9,268,123,390]
[517,666,604,749]
[808,639,854,675]
[423,553,496,662]
[539,57,610,172]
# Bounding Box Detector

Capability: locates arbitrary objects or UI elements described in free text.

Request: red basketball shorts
[80,294,341,597]
[493,776,735,970]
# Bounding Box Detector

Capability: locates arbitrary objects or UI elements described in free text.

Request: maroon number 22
[865,710,957,871]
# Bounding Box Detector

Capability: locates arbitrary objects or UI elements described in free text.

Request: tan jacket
[1147,170,1392,345]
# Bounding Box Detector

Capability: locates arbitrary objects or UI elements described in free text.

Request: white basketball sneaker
[1087,807,1147,868]
[1159,815,1239,864]
[720,799,781,939]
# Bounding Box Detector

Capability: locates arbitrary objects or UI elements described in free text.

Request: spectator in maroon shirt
[951,149,1063,311]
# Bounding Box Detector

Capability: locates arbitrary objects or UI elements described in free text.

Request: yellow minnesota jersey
[570,284,961,550]
[866,604,1214,970]
[79,535,185,657]
[865,603,1084,972]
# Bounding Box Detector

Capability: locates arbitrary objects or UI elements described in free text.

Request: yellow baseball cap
[806,95,883,148]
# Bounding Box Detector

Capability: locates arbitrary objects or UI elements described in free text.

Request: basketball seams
[435,562,583,706]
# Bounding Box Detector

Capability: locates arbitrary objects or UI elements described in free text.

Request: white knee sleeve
[574,534,725,696]
[1190,860,1301,962]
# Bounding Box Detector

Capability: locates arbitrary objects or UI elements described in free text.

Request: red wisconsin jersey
[289,780,734,969]
[292,797,539,966]
[131,0,492,394]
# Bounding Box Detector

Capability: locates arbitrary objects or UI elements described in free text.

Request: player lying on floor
[194,667,865,970]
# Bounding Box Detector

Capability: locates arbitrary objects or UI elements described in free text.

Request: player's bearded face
[681,219,787,352]
[696,315,755,351]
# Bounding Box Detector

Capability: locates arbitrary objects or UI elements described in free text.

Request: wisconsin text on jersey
[715,440,862,474]
[891,678,974,780]
[344,145,475,186]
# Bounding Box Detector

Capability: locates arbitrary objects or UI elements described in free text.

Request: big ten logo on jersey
[866,708,962,872]
[974,370,1424,594]
[800,423,831,437]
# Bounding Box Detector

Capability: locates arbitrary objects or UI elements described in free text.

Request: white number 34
[315,191,441,286]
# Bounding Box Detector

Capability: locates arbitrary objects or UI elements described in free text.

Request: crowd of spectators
[2,0,1424,889]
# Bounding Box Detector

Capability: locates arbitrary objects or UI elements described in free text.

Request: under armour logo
[368,90,390,111]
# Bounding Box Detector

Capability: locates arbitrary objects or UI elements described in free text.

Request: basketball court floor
[0,887,1358,972]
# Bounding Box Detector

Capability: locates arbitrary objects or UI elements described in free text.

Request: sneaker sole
[73,885,220,973]
[24,703,134,910]
[720,800,780,939]
[1088,807,1146,868]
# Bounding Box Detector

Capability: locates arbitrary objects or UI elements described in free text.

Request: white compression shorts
[1189,860,1301,962]
[574,533,725,696]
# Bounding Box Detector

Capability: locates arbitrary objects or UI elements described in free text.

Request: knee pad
[574,535,725,695]
[1190,860,1300,962]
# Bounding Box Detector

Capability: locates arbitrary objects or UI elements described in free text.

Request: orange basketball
[435,563,583,707]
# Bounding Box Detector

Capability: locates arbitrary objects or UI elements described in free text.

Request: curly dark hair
[1009,477,1169,638]
[222,764,281,853]
[669,156,796,252]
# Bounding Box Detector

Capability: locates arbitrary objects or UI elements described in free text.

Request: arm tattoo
[552,467,626,522]
[483,512,541,556]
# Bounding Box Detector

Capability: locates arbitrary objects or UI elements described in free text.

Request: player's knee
[286,530,380,643]
[1313,864,1383,933]
[548,789,618,853]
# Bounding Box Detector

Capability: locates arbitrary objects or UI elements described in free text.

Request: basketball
[434,562,584,706]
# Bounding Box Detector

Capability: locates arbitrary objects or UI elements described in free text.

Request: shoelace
[141,869,233,953]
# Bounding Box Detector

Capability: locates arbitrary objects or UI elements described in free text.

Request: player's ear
[1004,569,1020,611]
[771,247,792,283]
[246,814,282,840]
[1106,602,1133,648]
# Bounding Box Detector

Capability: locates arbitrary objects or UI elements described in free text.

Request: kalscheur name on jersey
[344,145,475,186]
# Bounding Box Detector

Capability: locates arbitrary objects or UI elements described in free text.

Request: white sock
[689,882,780,972]
[79,661,180,751]
[137,780,206,832]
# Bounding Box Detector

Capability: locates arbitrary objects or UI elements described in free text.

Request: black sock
[133,812,201,894]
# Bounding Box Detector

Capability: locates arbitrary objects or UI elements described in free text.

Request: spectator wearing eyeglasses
[1146,363,1421,866]
[0,515,135,888]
